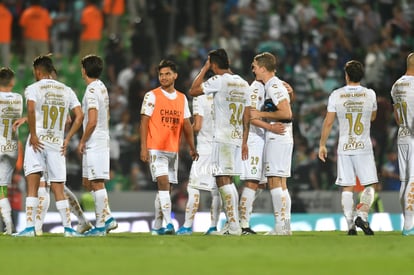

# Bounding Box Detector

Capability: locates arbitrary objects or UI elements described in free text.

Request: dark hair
[81,54,103,78]
[208,48,229,69]
[254,52,276,72]
[157,59,177,73]
[344,60,364,82]
[0,67,14,86]
[33,55,55,74]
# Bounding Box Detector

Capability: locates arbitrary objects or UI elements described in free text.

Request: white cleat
[76,222,94,234]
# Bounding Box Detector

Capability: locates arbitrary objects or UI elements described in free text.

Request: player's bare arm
[183,118,199,161]
[318,112,336,162]
[139,114,150,162]
[78,108,97,155]
[250,99,292,121]
[27,100,44,152]
[282,81,296,102]
[12,116,28,132]
[241,106,250,160]
[251,118,286,135]
[62,106,83,156]
[189,57,210,97]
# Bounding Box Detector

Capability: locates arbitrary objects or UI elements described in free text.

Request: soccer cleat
[13,226,35,237]
[176,226,192,235]
[84,227,106,237]
[355,217,374,235]
[76,222,93,234]
[402,227,414,236]
[64,227,84,237]
[347,228,357,235]
[35,230,43,236]
[204,226,218,235]
[242,227,257,235]
[151,227,165,235]
[105,217,118,233]
[211,227,242,236]
[164,223,175,235]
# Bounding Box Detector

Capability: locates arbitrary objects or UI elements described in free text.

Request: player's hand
[12,117,27,132]
[250,109,262,120]
[140,150,149,163]
[61,138,69,156]
[190,149,199,161]
[78,141,86,155]
[29,135,44,152]
[318,146,327,162]
[241,143,248,160]
[269,122,285,135]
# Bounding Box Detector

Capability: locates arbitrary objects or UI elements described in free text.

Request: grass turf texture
[2,231,413,275]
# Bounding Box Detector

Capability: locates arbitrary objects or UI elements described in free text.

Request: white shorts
[23,140,66,182]
[0,153,17,186]
[264,140,293,178]
[82,143,110,180]
[149,150,178,184]
[188,150,216,191]
[398,142,414,182]
[336,154,378,186]
[211,142,242,177]
[241,135,266,183]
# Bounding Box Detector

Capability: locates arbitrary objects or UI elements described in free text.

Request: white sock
[94,189,109,228]
[0,198,13,233]
[403,182,414,230]
[239,187,256,228]
[56,199,71,228]
[270,187,283,229]
[64,185,87,224]
[357,186,375,221]
[25,197,38,228]
[283,189,292,221]
[230,183,240,227]
[210,189,221,227]
[219,184,240,231]
[35,187,50,232]
[183,186,200,228]
[341,191,354,229]
[153,194,163,229]
[158,190,172,225]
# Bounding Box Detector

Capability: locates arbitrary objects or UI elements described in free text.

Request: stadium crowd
[2,0,413,194]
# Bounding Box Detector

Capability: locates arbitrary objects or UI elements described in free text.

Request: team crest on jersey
[251,167,257,175]
[272,84,278,89]
[88,88,95,93]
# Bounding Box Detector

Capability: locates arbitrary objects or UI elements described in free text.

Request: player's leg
[152,193,165,235]
[239,181,258,234]
[205,188,221,235]
[353,154,376,235]
[63,184,93,233]
[176,185,199,235]
[0,156,15,235]
[35,179,50,236]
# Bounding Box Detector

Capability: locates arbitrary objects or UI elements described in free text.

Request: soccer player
[141,59,198,235]
[176,93,222,235]
[319,60,377,235]
[78,54,117,236]
[250,52,293,235]
[189,48,250,235]
[0,67,22,235]
[239,79,289,235]
[390,53,414,236]
[15,55,83,237]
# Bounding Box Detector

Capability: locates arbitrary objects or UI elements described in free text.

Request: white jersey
[192,94,213,146]
[327,85,377,155]
[202,73,250,146]
[391,75,414,145]
[25,79,80,148]
[0,92,23,155]
[82,79,109,144]
[248,80,265,139]
[264,76,293,143]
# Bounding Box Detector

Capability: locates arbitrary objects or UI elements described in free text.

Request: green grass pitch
[2,231,413,275]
